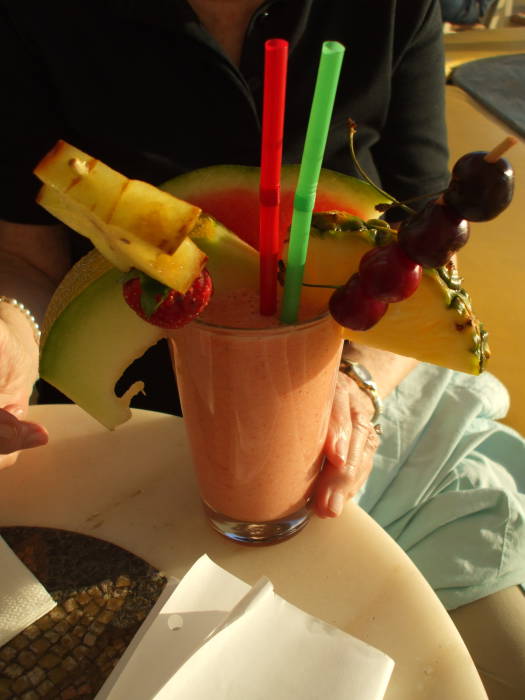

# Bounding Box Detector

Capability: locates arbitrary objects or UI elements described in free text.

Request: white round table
[0,404,487,699]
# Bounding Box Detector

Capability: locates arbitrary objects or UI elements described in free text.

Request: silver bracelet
[0,296,41,344]
[339,358,383,434]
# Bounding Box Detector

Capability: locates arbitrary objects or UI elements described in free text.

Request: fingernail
[328,489,345,517]
[20,425,48,448]
[335,437,348,464]
[343,461,356,476]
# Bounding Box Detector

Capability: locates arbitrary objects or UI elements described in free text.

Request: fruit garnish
[329,274,388,330]
[34,141,207,293]
[397,199,470,268]
[286,210,489,375]
[359,242,422,302]
[332,125,517,336]
[39,210,249,430]
[122,269,213,329]
[443,137,516,222]
[36,142,494,435]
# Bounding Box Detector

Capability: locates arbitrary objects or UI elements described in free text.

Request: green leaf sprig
[121,269,171,318]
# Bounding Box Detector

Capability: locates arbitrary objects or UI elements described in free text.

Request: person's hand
[0,314,48,469]
[313,370,381,517]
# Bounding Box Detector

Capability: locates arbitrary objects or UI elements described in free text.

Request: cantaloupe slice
[40,250,164,429]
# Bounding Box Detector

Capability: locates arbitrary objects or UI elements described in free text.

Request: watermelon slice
[161,165,391,250]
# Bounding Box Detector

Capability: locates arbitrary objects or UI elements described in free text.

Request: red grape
[444,151,514,222]
[359,242,422,302]
[398,199,469,267]
[329,274,389,330]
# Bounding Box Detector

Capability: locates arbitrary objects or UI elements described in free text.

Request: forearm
[341,341,418,398]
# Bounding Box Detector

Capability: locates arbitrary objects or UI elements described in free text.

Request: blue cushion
[450,54,525,138]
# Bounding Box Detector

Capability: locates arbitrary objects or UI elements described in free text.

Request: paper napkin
[0,536,57,646]
[97,554,394,700]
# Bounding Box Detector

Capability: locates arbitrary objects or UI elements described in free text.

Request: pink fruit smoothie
[169,288,343,524]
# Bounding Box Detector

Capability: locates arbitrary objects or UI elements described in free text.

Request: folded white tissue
[97,554,394,700]
[0,535,57,647]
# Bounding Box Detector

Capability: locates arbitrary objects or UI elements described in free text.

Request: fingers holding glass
[314,420,380,518]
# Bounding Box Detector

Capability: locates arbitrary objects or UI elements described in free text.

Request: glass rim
[192,310,332,335]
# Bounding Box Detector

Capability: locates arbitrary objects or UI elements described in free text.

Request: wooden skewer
[484,136,518,163]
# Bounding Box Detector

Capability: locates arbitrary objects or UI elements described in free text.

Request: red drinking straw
[259,38,289,315]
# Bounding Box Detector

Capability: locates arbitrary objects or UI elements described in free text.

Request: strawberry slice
[123,269,213,329]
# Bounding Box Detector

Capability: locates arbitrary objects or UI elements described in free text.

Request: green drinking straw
[280,41,345,324]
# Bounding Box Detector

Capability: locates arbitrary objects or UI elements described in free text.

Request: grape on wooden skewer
[397,199,470,268]
[444,137,516,222]
[327,132,516,331]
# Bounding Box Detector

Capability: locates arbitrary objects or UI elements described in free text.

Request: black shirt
[0,0,450,413]
[1,0,449,222]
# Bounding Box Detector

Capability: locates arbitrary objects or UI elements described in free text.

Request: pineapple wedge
[288,212,489,375]
[34,140,206,292]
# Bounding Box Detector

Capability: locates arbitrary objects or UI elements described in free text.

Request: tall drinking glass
[169,312,342,544]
